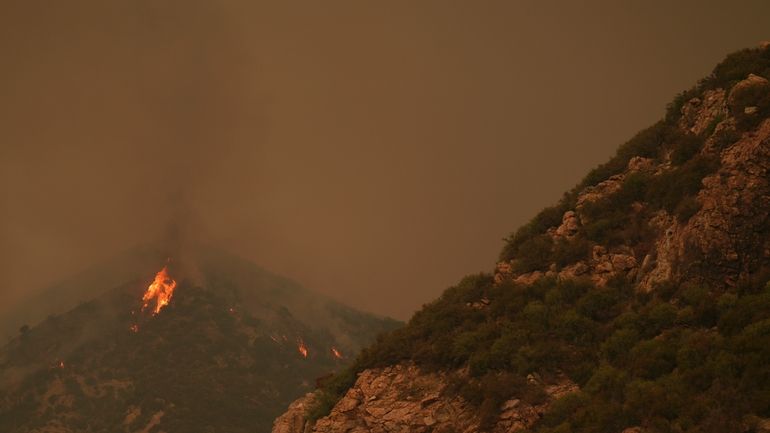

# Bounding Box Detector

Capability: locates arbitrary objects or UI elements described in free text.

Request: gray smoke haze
[1,0,769,321]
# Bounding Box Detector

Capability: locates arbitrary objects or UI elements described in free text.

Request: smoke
[2,0,770,325]
[0,0,266,318]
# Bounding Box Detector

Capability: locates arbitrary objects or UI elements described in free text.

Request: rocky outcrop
[272,364,578,433]
[727,74,770,117]
[679,89,727,135]
[493,74,770,293]
[640,117,770,290]
[554,210,579,238]
[274,393,317,433]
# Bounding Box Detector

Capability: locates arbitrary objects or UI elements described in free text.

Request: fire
[141,266,177,315]
[297,338,308,358]
[331,347,343,359]
[129,324,139,333]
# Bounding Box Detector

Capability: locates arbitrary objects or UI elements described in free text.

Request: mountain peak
[0,246,399,433]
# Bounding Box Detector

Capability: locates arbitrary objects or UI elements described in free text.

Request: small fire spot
[331,347,343,359]
[297,338,308,358]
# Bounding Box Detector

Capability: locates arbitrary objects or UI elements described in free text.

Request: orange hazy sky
[1,1,769,320]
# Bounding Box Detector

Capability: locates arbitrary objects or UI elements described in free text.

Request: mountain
[274,43,770,433]
[0,245,400,433]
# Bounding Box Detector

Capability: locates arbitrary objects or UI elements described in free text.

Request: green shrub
[670,132,705,166]
[501,204,569,262]
[674,195,701,222]
[600,328,640,364]
[646,154,719,214]
[665,88,698,124]
[552,237,590,267]
[647,303,678,333]
[712,124,742,151]
[307,368,358,421]
[512,235,554,273]
[701,45,770,91]
[579,122,665,189]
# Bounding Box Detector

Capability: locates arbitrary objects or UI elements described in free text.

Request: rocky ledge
[272,363,577,433]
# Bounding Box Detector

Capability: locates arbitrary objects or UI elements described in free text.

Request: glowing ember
[297,339,308,358]
[129,324,139,333]
[58,361,64,369]
[142,266,177,315]
[331,347,343,359]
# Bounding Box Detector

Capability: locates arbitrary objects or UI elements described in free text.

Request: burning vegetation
[297,338,308,358]
[141,265,177,315]
[331,347,343,359]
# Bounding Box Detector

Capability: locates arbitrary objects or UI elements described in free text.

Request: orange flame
[142,266,177,315]
[297,339,308,358]
[331,347,343,359]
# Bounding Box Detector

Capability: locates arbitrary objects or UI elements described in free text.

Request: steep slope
[274,43,770,433]
[0,246,399,433]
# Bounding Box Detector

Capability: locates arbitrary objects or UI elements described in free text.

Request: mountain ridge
[0,245,399,433]
[274,42,770,433]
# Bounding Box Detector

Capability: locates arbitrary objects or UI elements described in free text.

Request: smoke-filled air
[2,1,770,433]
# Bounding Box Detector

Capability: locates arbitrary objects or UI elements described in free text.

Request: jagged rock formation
[273,364,577,433]
[642,117,770,290]
[496,74,770,292]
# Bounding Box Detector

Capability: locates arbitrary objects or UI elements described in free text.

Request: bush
[674,196,701,222]
[670,132,705,166]
[552,237,590,267]
[501,204,569,262]
[712,124,742,151]
[645,154,719,214]
[579,122,665,189]
[647,303,678,333]
[512,235,554,273]
[665,88,698,124]
[307,369,358,421]
[701,45,770,91]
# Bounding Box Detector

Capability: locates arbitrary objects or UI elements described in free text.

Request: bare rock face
[727,74,770,116]
[493,261,514,285]
[641,118,770,290]
[576,174,625,214]
[514,270,545,285]
[679,89,727,135]
[580,245,639,287]
[273,393,317,433]
[273,364,578,433]
[558,261,590,280]
[554,210,580,238]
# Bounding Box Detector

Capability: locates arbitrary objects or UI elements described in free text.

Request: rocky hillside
[273,43,770,433]
[0,246,399,433]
